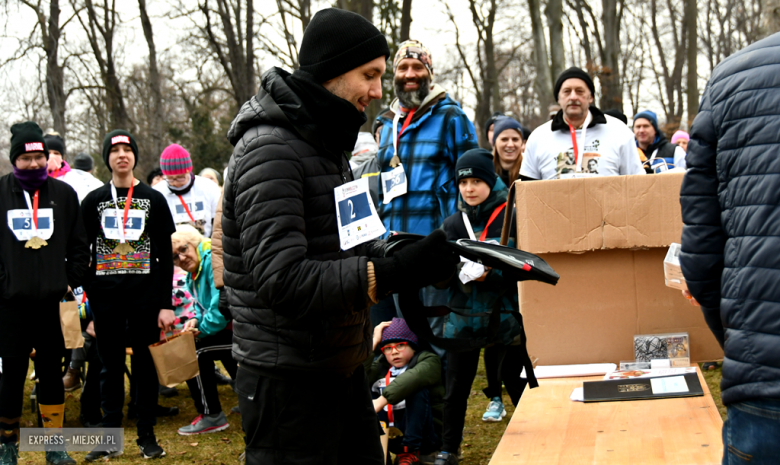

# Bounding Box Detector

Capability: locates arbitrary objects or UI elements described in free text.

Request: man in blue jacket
[375,39,479,236]
[679,32,780,464]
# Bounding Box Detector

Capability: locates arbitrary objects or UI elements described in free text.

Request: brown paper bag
[148,331,199,388]
[60,294,84,349]
[379,421,389,462]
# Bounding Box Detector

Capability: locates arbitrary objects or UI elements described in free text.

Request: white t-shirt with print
[521,113,645,180]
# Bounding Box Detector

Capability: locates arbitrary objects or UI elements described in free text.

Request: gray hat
[73,152,94,171]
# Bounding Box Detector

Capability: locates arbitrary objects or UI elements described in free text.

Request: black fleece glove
[372,229,460,296]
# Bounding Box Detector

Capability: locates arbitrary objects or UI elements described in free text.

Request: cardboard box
[515,173,723,365]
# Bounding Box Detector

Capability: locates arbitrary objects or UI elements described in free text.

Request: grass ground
[14,357,725,464]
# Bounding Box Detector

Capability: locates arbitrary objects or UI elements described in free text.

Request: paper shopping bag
[148,331,199,387]
[59,293,84,349]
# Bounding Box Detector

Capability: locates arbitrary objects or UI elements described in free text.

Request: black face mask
[284,70,367,159]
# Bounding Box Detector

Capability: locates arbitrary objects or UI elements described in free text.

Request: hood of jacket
[457,177,509,225]
[227,67,366,162]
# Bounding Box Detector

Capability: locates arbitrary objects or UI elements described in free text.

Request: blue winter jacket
[679,32,780,405]
[187,240,228,338]
[375,88,479,236]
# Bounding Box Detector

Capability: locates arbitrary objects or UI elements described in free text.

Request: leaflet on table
[634,332,690,367]
[334,177,386,251]
[603,367,696,380]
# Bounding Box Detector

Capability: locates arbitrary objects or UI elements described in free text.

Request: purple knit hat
[160,144,193,176]
[381,317,419,350]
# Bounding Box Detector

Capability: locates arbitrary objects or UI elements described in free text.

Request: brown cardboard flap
[519,249,723,366]
[515,173,684,254]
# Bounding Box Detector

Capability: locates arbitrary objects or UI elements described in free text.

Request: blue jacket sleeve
[441,111,479,219]
[679,83,726,346]
[196,254,228,337]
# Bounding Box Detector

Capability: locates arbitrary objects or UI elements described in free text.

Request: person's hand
[158,309,176,332]
[373,321,392,351]
[373,396,388,413]
[183,318,200,337]
[372,230,459,295]
[86,320,96,338]
[47,156,62,173]
[682,290,700,307]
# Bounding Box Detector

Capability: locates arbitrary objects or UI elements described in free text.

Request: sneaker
[482,396,507,422]
[214,367,233,386]
[137,434,165,459]
[177,412,229,435]
[0,443,19,465]
[84,447,122,462]
[159,385,178,398]
[230,405,240,415]
[433,451,458,465]
[62,368,82,392]
[395,448,420,464]
[45,450,76,464]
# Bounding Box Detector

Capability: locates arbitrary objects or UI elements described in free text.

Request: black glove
[372,229,459,296]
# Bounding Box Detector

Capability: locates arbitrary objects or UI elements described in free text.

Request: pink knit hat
[671,130,690,145]
[160,144,193,176]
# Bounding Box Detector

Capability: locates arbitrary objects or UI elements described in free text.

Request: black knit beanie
[73,152,94,171]
[102,130,139,172]
[554,67,595,100]
[484,111,505,141]
[298,8,390,83]
[44,133,66,155]
[456,148,497,189]
[10,121,49,164]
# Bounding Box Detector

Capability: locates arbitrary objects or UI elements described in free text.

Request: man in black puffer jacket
[680,32,780,464]
[222,9,459,465]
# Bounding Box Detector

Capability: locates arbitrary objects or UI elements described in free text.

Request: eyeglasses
[380,342,409,354]
[172,245,189,263]
[165,174,189,185]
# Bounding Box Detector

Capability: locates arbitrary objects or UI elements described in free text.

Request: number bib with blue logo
[101,208,146,241]
[7,208,54,241]
[334,177,386,250]
[169,195,207,223]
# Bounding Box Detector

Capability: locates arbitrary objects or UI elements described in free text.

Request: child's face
[459,177,491,207]
[381,341,415,368]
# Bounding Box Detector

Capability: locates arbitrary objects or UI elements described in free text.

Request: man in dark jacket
[679,32,780,464]
[633,110,686,171]
[222,9,459,465]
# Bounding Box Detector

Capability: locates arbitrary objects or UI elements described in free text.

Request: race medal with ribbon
[9,190,53,248]
[107,180,141,254]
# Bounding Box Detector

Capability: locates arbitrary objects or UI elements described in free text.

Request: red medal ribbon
[121,182,135,239]
[480,202,507,242]
[569,123,579,167]
[384,369,395,426]
[32,190,39,229]
[396,108,416,147]
[178,195,196,223]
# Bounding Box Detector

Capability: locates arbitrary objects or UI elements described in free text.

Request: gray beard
[395,77,431,108]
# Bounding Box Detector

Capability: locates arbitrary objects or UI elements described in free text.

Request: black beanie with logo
[298,8,390,83]
[456,149,497,190]
[102,130,139,172]
[10,121,49,164]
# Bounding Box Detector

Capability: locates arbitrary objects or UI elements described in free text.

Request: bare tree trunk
[545,0,565,80]
[528,0,554,106]
[400,0,412,41]
[45,0,67,137]
[762,0,780,37]
[685,0,698,125]
[600,0,623,110]
[138,0,164,157]
[338,0,373,20]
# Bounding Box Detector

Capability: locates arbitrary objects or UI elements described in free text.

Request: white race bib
[171,195,207,223]
[380,164,408,205]
[7,208,54,241]
[334,177,386,251]
[101,209,146,241]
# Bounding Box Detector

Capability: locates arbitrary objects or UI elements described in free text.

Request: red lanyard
[480,202,507,242]
[121,183,135,238]
[384,370,395,426]
[178,195,196,223]
[569,124,579,166]
[396,108,416,146]
[32,190,40,228]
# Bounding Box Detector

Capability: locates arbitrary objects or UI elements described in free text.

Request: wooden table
[488,367,723,464]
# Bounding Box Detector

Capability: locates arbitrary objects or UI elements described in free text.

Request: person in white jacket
[521,67,645,180]
[153,144,221,237]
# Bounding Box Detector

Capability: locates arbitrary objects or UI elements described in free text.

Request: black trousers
[0,300,65,444]
[441,346,527,452]
[78,334,103,424]
[185,329,237,415]
[91,299,159,436]
[236,365,384,465]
